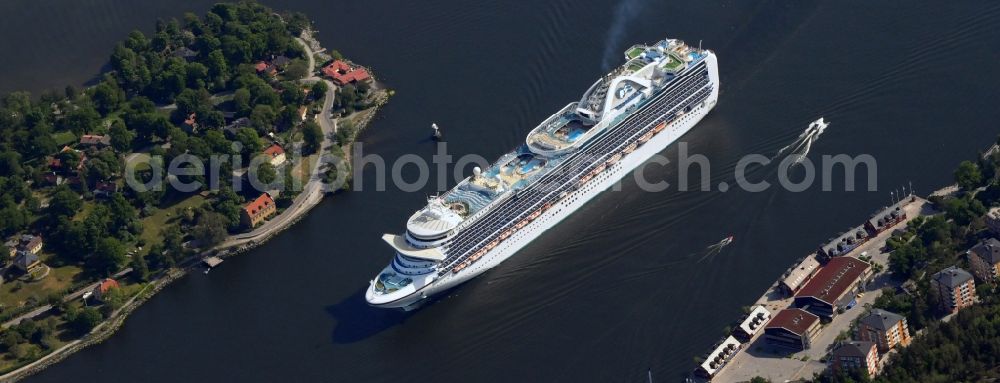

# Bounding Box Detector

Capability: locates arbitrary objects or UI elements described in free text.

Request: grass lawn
[0,262,84,310]
[50,131,77,147]
[138,194,206,249]
[292,154,318,182]
[125,152,152,172]
[626,46,645,60]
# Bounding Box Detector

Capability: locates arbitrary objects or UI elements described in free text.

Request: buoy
[432,123,443,141]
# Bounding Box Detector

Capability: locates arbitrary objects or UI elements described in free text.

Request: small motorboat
[721,235,734,246]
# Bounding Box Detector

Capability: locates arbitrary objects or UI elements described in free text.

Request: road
[217,36,338,250]
[2,268,132,329]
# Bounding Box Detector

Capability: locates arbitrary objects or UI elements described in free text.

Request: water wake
[773,117,829,164]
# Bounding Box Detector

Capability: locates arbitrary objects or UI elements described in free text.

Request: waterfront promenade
[710,197,932,383]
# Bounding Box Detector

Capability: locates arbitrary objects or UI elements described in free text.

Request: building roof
[970,238,1000,265]
[737,305,771,337]
[867,199,908,231]
[272,55,291,67]
[13,251,39,270]
[820,227,869,257]
[79,134,110,146]
[244,193,274,216]
[95,181,118,193]
[858,308,905,331]
[932,266,973,289]
[987,207,1000,221]
[832,341,876,359]
[781,255,821,292]
[795,256,870,304]
[254,61,269,72]
[766,308,819,336]
[96,278,119,294]
[263,144,285,157]
[322,60,370,84]
[698,336,741,376]
[172,46,198,58]
[22,235,42,251]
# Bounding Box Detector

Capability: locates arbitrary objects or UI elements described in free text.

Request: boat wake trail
[697,235,733,263]
[772,117,829,164]
[601,0,647,70]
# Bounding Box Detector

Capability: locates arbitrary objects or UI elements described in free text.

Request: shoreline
[697,182,963,382]
[0,27,390,383]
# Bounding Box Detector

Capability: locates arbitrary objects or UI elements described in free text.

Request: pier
[696,195,933,382]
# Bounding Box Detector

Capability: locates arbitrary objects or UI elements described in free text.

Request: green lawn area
[138,194,206,248]
[50,131,77,147]
[0,262,84,310]
[626,46,645,60]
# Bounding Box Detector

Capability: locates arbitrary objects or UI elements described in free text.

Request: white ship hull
[370,54,720,310]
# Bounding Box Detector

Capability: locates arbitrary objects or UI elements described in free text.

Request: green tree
[954,160,983,191]
[311,81,328,98]
[91,77,125,116]
[193,211,230,247]
[92,237,128,275]
[99,287,127,317]
[302,120,323,154]
[131,252,150,281]
[61,105,101,135]
[0,150,23,177]
[68,307,104,335]
[233,88,253,117]
[234,127,263,161]
[284,59,309,80]
[279,81,305,106]
[252,161,278,185]
[48,186,82,218]
[250,104,277,133]
[109,119,135,152]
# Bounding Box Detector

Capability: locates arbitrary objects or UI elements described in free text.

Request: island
[0,1,389,379]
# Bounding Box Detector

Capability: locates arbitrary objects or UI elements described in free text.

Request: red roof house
[241,193,277,228]
[322,60,370,85]
[263,144,286,166]
[794,256,871,318]
[93,278,120,301]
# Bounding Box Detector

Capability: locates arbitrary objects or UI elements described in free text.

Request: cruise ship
[366,38,720,310]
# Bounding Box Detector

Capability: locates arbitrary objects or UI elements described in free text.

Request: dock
[697,195,932,382]
[202,256,224,268]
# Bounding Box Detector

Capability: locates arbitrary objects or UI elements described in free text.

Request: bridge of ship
[436,59,713,274]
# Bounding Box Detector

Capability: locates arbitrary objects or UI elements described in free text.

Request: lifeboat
[542,202,553,211]
[485,240,499,251]
[471,249,486,261]
[499,229,513,240]
[527,210,542,220]
[653,121,667,134]
[515,219,529,229]
[638,130,654,144]
[579,174,593,186]
[593,164,607,174]
[623,142,638,154]
[606,153,622,165]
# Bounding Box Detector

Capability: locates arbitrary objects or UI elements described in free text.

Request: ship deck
[437,59,712,273]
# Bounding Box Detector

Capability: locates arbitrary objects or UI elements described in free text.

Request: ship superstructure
[367,38,720,310]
